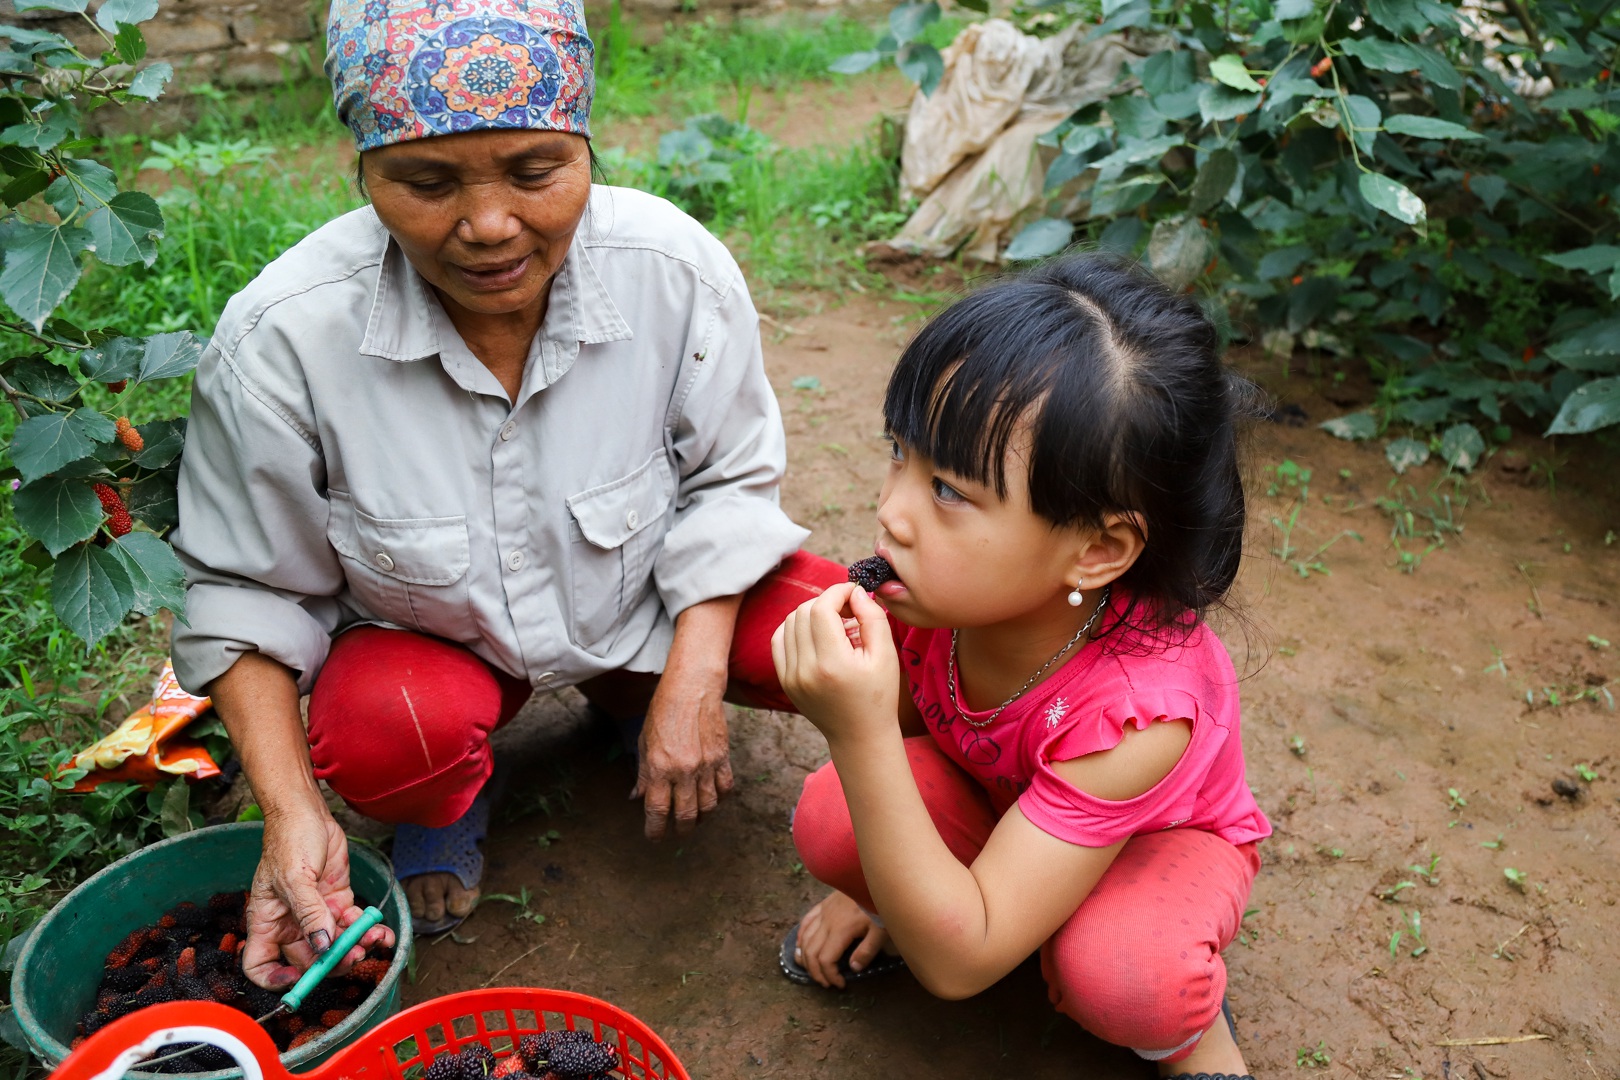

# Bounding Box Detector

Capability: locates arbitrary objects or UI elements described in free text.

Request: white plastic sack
[876,20,1147,262]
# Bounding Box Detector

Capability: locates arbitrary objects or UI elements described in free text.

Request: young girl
[770,254,1271,1079]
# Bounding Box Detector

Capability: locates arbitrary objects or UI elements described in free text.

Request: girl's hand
[795,889,893,990]
[771,582,899,743]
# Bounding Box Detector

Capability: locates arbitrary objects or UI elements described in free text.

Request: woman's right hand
[795,889,892,990]
[243,805,394,990]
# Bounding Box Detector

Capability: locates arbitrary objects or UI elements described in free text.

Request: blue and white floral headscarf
[326,0,594,152]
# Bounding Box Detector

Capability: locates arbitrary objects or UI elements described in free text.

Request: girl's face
[870,436,1092,630]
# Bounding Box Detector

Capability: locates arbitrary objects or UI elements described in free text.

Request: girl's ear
[1068,512,1146,589]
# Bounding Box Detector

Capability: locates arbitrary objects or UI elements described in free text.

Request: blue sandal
[391,793,489,935]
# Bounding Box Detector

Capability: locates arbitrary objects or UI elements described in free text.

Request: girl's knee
[1042,934,1226,1057]
[791,763,863,889]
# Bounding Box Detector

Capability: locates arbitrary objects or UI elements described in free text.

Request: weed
[1376,478,1465,572]
[1409,852,1441,885]
[1389,908,1427,958]
[1315,844,1346,859]
[1376,880,1416,901]
[1588,634,1611,650]
[1266,461,1361,576]
[1483,649,1508,677]
[1481,835,1505,850]
[1503,867,1528,891]
[1575,763,1599,782]
[483,886,546,925]
[1447,787,1468,812]
[535,829,562,848]
[1288,734,1307,757]
[1296,1040,1331,1068]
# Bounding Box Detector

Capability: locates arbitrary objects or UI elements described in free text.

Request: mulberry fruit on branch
[114,416,144,454]
[92,482,133,538]
[846,556,896,592]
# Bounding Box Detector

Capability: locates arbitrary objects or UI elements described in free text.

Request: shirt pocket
[565,452,674,654]
[326,490,475,639]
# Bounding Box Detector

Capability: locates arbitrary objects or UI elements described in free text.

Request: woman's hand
[772,583,899,745]
[242,805,395,990]
[634,594,742,840]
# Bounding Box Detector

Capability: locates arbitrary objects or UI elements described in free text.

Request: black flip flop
[778,923,906,987]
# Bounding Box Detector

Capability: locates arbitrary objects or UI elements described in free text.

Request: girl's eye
[931,477,965,503]
[886,438,904,463]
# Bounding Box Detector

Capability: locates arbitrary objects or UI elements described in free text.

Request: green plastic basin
[9,822,412,1078]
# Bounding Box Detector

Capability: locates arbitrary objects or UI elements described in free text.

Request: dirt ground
[392,281,1620,1079]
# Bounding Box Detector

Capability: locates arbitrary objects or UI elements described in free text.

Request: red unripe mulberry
[114,417,143,453]
[288,1026,329,1050]
[1310,56,1333,78]
[176,946,197,978]
[349,958,390,984]
[320,1009,352,1029]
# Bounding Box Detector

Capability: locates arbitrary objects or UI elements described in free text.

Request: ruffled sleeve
[1016,685,1212,848]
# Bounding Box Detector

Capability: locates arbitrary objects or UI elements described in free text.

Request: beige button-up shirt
[170,186,809,695]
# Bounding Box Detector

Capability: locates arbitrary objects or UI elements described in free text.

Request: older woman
[169,0,844,987]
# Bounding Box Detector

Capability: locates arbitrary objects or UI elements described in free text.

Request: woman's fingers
[671,773,701,835]
[641,776,674,840]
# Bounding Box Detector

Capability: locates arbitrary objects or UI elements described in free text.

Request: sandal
[777,923,907,987]
[1161,998,1246,1080]
[391,793,489,935]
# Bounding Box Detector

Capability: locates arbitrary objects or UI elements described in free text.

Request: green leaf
[1091,133,1183,173]
[1546,377,1620,435]
[889,1,939,45]
[1543,245,1620,274]
[95,0,158,30]
[1385,437,1430,473]
[829,50,884,73]
[896,42,943,95]
[77,336,145,382]
[1275,0,1314,18]
[1383,114,1482,140]
[114,22,146,64]
[131,417,186,469]
[51,541,135,646]
[1005,217,1075,261]
[1188,148,1238,213]
[1147,216,1210,290]
[126,61,172,100]
[1342,95,1381,155]
[14,0,87,12]
[6,355,81,404]
[158,777,193,837]
[1198,84,1261,123]
[1320,412,1377,440]
[1209,54,1262,92]
[1542,87,1603,111]
[105,531,188,619]
[1341,38,1421,74]
[62,158,118,204]
[8,410,115,485]
[125,469,178,531]
[1263,76,1335,110]
[1439,422,1484,471]
[1409,48,1463,91]
[1545,317,1620,366]
[45,174,80,220]
[83,191,164,267]
[0,222,88,330]
[1468,174,1508,212]
[1061,126,1108,156]
[11,477,103,555]
[1366,0,1425,35]
[1106,95,1165,140]
[1,109,72,152]
[1257,243,1313,280]
[136,331,203,383]
[1359,172,1425,231]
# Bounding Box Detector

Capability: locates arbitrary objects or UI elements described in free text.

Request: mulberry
[536,1030,591,1053]
[427,1054,466,1080]
[493,1054,529,1079]
[103,965,147,992]
[114,417,144,454]
[208,892,246,914]
[461,1044,496,1079]
[349,958,391,984]
[174,974,214,1002]
[106,380,127,394]
[543,1039,616,1079]
[288,1026,329,1050]
[243,984,282,1018]
[168,902,212,930]
[518,1034,547,1069]
[1310,56,1333,78]
[104,927,151,969]
[320,1009,352,1029]
[219,932,239,954]
[846,556,896,592]
[176,947,197,978]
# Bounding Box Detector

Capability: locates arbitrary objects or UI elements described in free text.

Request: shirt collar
[359,219,634,363]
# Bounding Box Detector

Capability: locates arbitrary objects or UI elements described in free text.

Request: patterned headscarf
[326,0,594,152]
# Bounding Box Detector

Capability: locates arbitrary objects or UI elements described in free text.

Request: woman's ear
[1068,512,1146,589]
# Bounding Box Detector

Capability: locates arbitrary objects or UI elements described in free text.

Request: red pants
[792,737,1260,1063]
[308,551,846,827]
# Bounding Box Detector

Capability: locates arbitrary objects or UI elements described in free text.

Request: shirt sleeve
[1017,686,1207,848]
[168,339,349,696]
[652,268,810,618]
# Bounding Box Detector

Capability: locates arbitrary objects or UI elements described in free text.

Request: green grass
[0,7,921,988]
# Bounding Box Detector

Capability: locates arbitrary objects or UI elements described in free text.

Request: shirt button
[625,509,639,530]
[507,550,524,571]
[499,421,516,442]
[374,553,394,572]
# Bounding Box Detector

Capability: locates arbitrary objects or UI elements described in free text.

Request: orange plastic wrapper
[68,660,220,791]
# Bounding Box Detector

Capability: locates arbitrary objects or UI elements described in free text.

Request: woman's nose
[454,196,523,245]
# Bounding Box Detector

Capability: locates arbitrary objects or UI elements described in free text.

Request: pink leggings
[792,736,1260,1063]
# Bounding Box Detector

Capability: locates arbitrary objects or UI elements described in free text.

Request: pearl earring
[1067,582,1084,607]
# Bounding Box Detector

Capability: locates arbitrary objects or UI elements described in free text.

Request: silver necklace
[947,585,1111,730]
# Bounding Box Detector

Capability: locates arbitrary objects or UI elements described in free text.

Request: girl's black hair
[883,252,1258,643]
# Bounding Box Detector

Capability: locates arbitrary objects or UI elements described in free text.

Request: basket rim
[11,821,411,1079]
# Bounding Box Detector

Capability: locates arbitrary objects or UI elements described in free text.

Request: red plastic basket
[49,991,690,1080]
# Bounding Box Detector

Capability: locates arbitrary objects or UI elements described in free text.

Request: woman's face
[362,129,592,321]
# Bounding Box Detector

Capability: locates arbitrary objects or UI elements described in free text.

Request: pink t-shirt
[899,613,1271,850]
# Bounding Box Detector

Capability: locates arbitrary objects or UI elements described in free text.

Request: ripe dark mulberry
[426,1054,465,1080]
[106,380,127,394]
[846,556,895,592]
[544,1039,616,1079]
